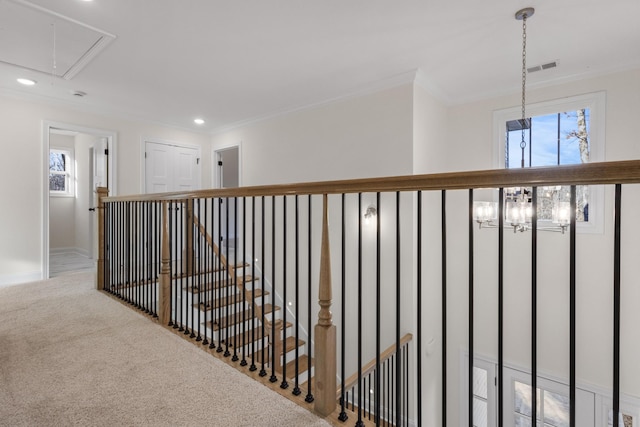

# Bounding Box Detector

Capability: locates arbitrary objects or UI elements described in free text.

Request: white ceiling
[0,0,638,133]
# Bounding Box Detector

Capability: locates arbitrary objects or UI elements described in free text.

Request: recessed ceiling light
[194,118,205,125]
[17,78,37,86]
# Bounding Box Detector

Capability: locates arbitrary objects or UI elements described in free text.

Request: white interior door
[145,141,200,193]
[90,137,108,259]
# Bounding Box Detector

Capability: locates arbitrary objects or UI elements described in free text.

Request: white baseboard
[0,271,42,288]
[50,247,91,258]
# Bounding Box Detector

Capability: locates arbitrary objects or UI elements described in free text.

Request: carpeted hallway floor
[0,272,331,427]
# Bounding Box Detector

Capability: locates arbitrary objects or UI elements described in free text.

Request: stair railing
[98,159,640,427]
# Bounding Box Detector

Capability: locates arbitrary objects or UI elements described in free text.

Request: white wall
[212,84,414,185]
[0,94,211,285]
[438,68,640,426]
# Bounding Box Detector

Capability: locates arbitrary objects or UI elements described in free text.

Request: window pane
[559,109,589,166]
[49,174,66,192]
[473,366,488,399]
[515,381,533,417]
[543,390,570,427]
[506,109,590,169]
[507,128,531,168]
[515,413,533,427]
[608,410,634,427]
[473,397,488,427]
[50,152,66,172]
[530,114,559,167]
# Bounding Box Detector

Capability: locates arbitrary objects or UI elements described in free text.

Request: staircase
[174,215,314,386]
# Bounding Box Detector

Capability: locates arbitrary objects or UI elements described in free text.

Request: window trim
[49,147,75,198]
[492,91,606,234]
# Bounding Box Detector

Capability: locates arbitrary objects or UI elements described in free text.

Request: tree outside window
[50,148,74,197]
[505,109,590,223]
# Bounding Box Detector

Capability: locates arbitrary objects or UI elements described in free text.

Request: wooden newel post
[96,187,109,291]
[314,194,337,417]
[159,201,172,325]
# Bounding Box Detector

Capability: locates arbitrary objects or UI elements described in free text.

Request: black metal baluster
[395,191,401,427]
[305,194,314,403]
[357,192,363,427]
[224,197,231,356]
[339,193,347,421]
[168,202,174,326]
[376,191,381,426]
[232,197,239,361]
[209,198,216,349]
[259,196,267,376]
[182,201,189,335]
[115,202,119,295]
[190,200,196,339]
[442,190,447,427]
[196,199,203,342]
[155,201,160,318]
[498,187,505,427]
[469,189,474,427]
[217,197,224,352]
[129,201,133,302]
[613,184,622,427]
[241,197,247,365]
[293,195,300,395]
[570,185,576,427]
[417,190,423,427]
[143,202,149,318]
[250,197,257,369]
[280,195,288,389]
[202,198,209,346]
[174,202,182,329]
[270,195,277,383]
[532,188,538,424]
[133,202,138,307]
[104,202,109,292]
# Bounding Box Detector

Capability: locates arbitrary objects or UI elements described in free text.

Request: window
[493,92,605,233]
[514,380,571,426]
[49,148,74,197]
[504,367,595,426]
[462,356,497,427]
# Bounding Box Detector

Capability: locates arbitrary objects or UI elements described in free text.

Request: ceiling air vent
[528,61,558,74]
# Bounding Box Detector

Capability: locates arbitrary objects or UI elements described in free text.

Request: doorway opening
[213,145,241,253]
[43,121,116,279]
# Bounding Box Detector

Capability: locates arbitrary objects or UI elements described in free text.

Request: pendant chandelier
[473,7,570,234]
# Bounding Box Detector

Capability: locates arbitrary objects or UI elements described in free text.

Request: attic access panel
[0,0,115,80]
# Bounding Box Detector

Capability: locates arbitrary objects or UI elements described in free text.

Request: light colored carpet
[0,272,331,427]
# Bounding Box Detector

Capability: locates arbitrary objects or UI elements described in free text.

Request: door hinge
[144,152,147,159]
[197,158,200,165]
[218,161,223,166]
[104,149,109,155]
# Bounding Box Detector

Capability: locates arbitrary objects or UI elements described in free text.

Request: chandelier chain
[520,12,528,167]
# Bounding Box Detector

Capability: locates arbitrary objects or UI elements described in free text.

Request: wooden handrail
[338,333,413,399]
[192,214,237,282]
[104,160,640,202]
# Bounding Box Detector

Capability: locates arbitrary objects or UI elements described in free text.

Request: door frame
[42,121,117,279]
[140,136,202,194]
[212,142,242,189]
